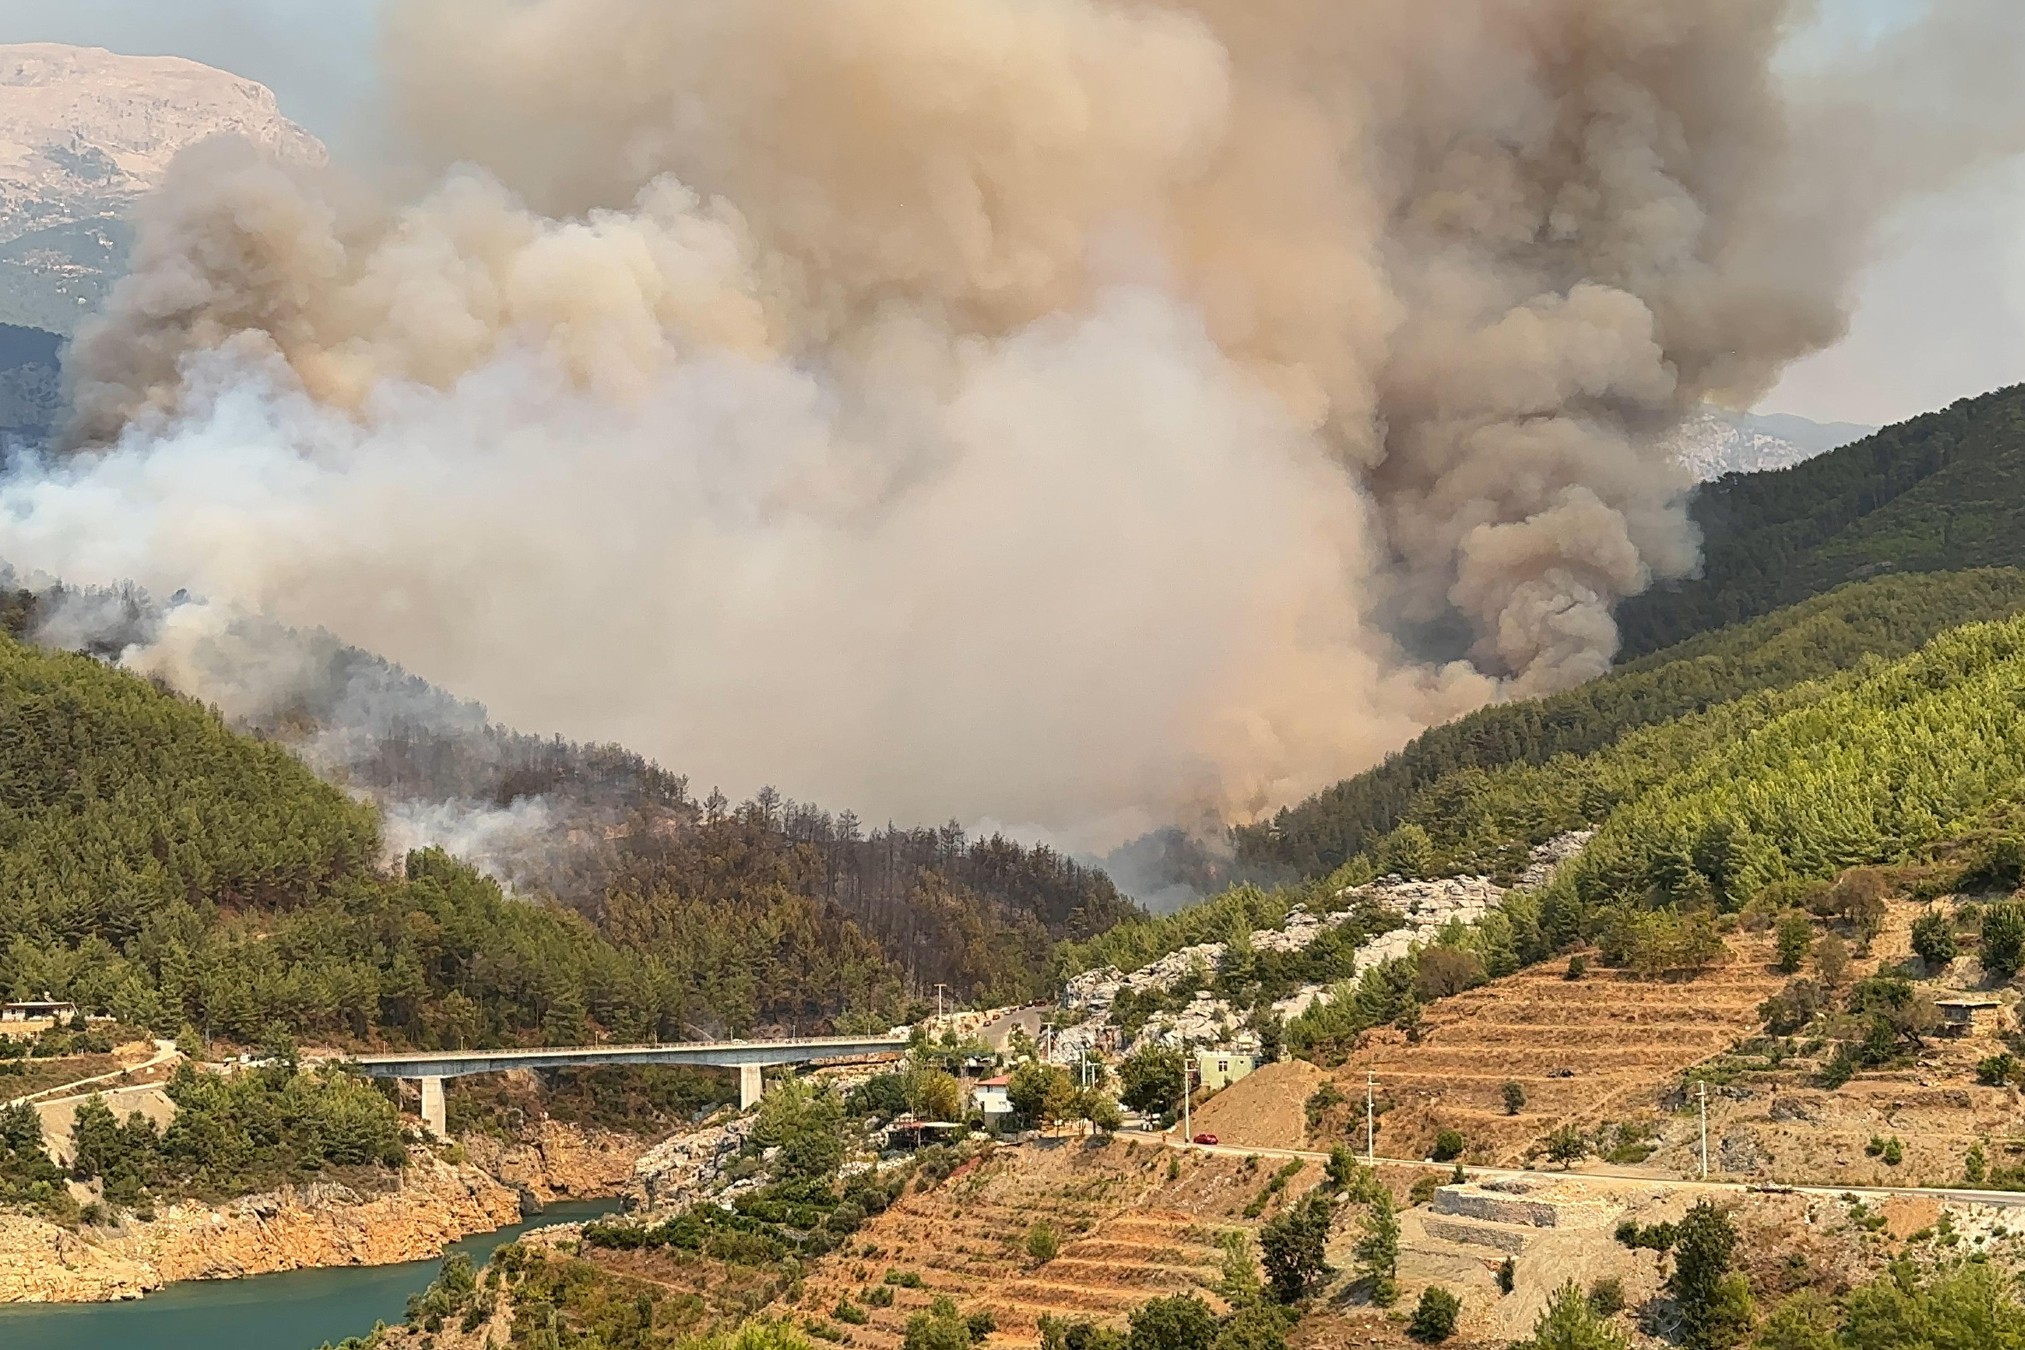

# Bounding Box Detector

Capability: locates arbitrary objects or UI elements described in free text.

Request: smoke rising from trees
[7,0,2024,845]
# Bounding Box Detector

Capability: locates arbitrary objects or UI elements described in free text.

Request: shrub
[1759,979,1828,1037]
[1587,1277,1625,1318]
[1604,1123,1654,1167]
[1963,837,2025,892]
[1565,955,1588,981]
[1502,1082,1527,1116]
[1431,1129,1465,1163]
[1545,1125,1587,1169]
[1912,907,1959,970]
[1615,1220,1679,1253]
[903,1296,975,1350]
[1210,1304,1289,1350]
[1985,903,2025,979]
[868,1285,896,1309]
[1026,1220,1061,1266]
[1304,1084,1345,1133]
[1514,1282,1630,1350]
[1409,1287,1462,1343]
[1980,1053,2019,1087]
[1497,1257,1515,1295]
[1126,1295,1216,1350]
[1882,1137,1903,1166]
[835,1300,870,1325]
[1968,1141,1989,1186]
[1409,1174,1441,1207]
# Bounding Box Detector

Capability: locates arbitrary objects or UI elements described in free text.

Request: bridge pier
[418,1076,447,1138]
[739,1063,764,1111]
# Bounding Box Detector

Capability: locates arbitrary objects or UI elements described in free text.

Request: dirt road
[3,1038,179,1109]
[1125,1130,2025,1209]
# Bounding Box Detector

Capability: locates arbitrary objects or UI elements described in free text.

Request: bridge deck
[336,1034,910,1080]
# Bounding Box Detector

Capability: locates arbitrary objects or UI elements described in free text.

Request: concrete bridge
[339,1034,910,1136]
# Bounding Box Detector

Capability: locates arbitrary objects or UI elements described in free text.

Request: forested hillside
[0,634,906,1043]
[1264,608,2025,1059]
[0,584,1134,1004]
[1619,383,2025,656]
[0,321,60,439]
[1235,570,2025,878]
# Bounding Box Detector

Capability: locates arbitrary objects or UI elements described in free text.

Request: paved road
[333,1033,911,1080]
[976,1006,1046,1053]
[1129,1130,2025,1209]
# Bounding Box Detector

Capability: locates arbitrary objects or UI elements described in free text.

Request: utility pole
[1366,1069,1376,1162]
[1699,1081,1709,1179]
[1181,1042,1193,1144]
[933,983,948,1022]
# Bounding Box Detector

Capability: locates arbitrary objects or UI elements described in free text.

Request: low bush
[1409,1287,1461,1342]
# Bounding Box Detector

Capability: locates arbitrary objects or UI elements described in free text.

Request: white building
[972,1075,1013,1120]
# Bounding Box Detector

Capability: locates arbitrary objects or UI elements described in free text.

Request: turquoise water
[0,1199,620,1350]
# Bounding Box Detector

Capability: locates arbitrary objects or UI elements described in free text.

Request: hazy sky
[6,0,2020,429]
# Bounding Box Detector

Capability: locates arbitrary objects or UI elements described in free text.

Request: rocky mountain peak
[0,43,325,335]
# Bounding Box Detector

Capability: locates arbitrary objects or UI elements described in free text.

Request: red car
[1191,1133,1218,1146]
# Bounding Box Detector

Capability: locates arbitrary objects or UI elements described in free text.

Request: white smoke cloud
[377,795,562,893]
[6,0,2024,844]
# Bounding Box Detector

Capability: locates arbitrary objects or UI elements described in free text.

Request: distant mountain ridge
[1663,406,1874,482]
[0,43,324,334]
[1621,382,2025,657]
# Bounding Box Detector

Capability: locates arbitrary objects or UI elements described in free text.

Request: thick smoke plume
[8,0,2025,846]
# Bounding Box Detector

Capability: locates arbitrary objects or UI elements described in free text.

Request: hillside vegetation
[1234,569,2025,880]
[1315,606,2025,939]
[1619,382,2025,656]
[1062,585,2025,1091]
[0,584,1134,1006]
[0,634,901,1044]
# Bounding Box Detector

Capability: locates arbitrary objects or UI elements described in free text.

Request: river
[0,1199,621,1350]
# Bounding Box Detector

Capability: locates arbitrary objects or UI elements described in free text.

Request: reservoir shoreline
[0,1197,622,1350]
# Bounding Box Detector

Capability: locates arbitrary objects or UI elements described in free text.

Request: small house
[1936,996,2004,1036]
[1195,1048,1257,1092]
[1,1000,77,1024]
[972,1075,1013,1120]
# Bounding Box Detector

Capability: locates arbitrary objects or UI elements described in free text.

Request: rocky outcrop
[0,1149,520,1303]
[1053,832,1596,1060]
[0,43,325,333]
[0,1213,160,1302]
[633,1113,754,1211]
[460,1120,651,1204]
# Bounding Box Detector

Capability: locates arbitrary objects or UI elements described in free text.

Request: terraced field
[795,1141,1288,1346]
[1351,937,1785,1161]
[1203,935,1786,1163]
